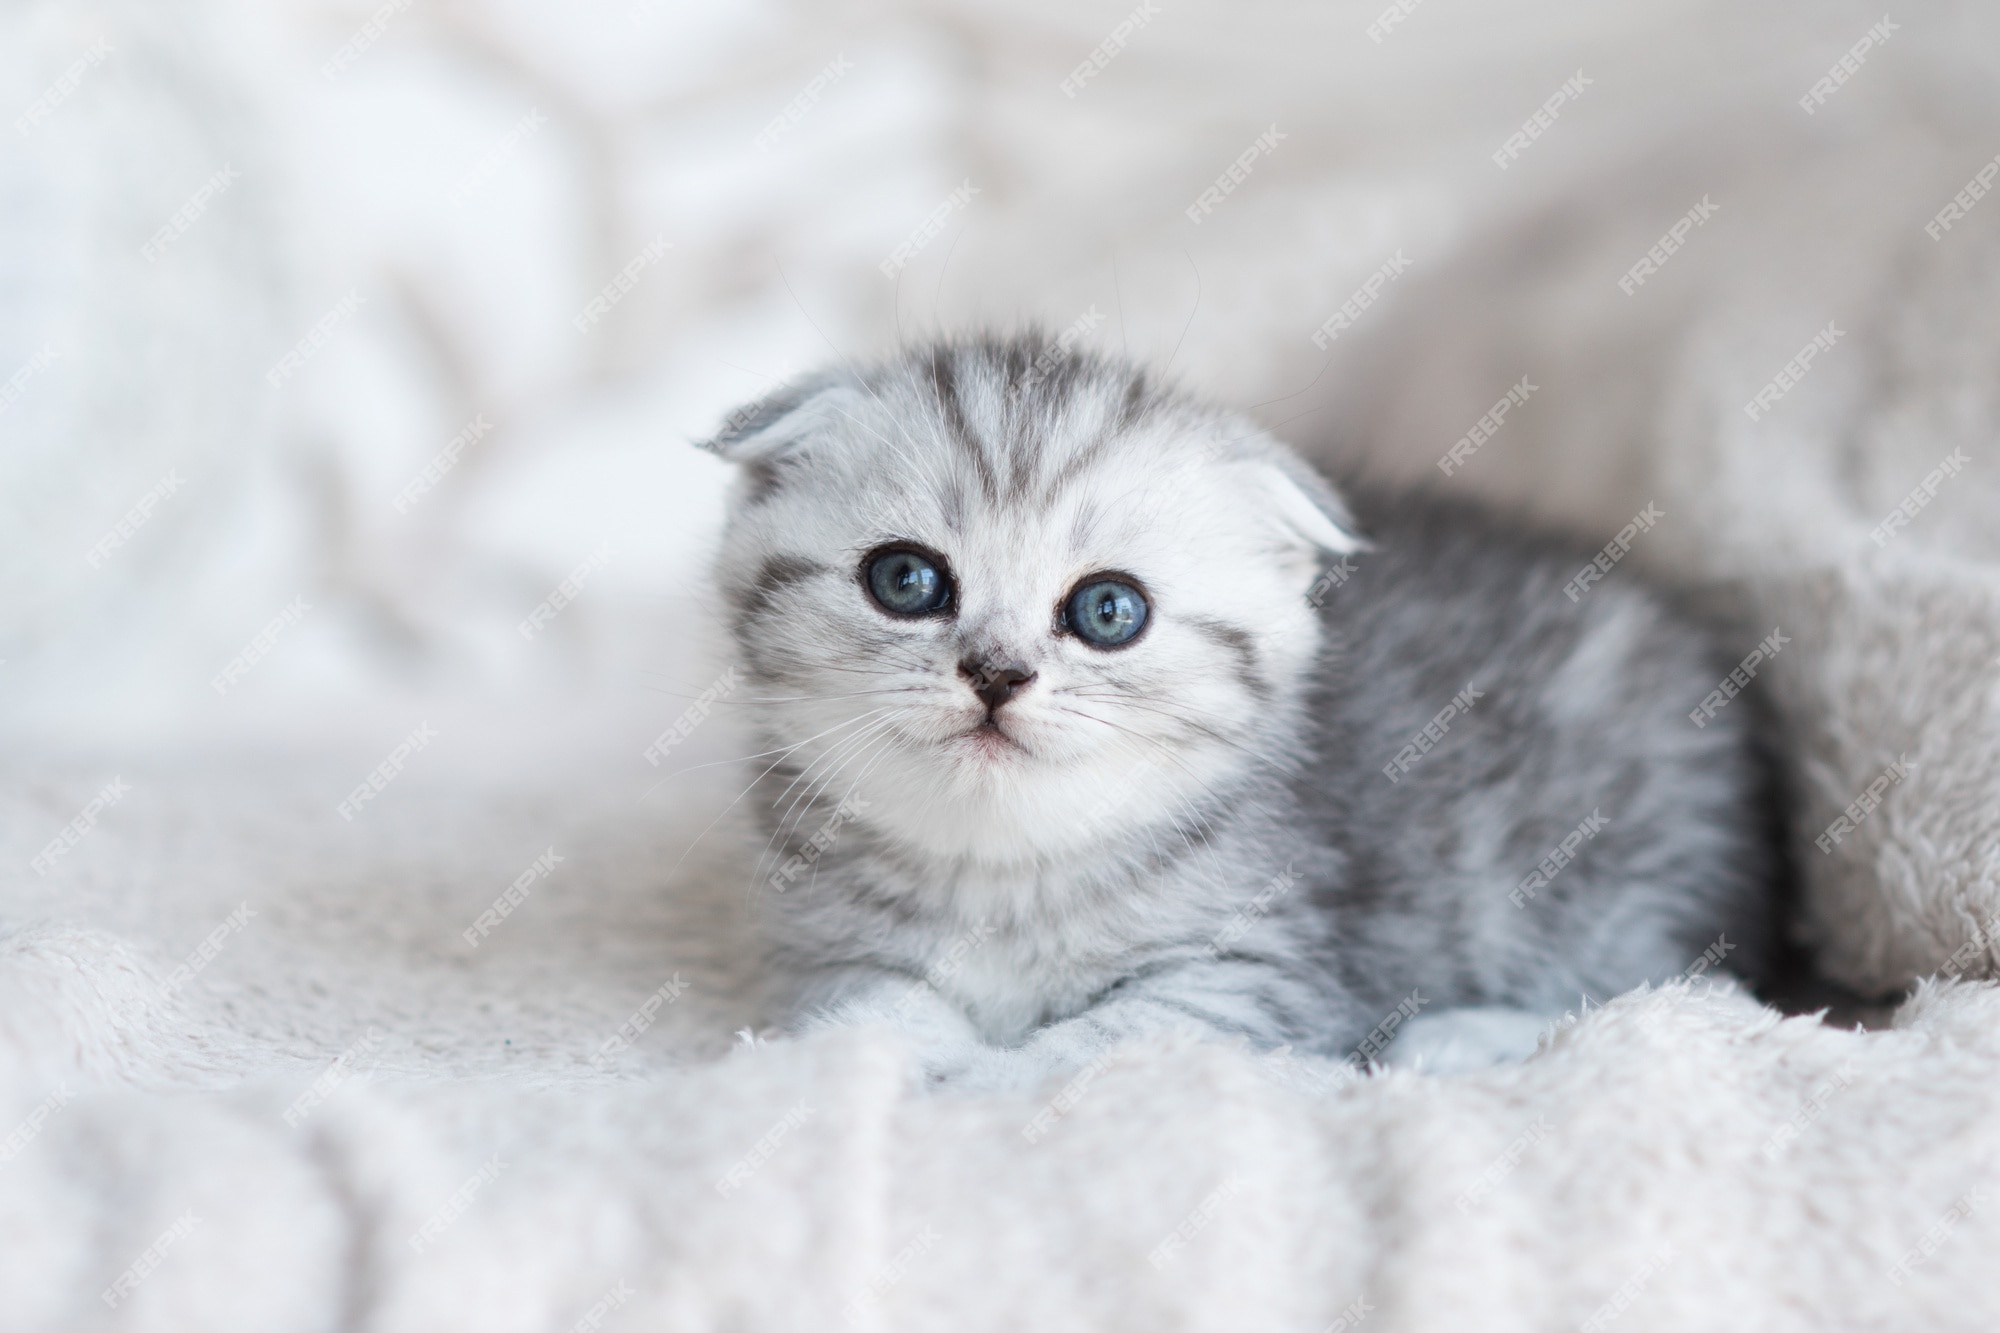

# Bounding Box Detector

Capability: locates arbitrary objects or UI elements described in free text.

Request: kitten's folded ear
[1258,451,1370,556]
[698,370,861,462]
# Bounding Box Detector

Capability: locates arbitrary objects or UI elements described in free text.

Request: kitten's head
[704,335,1360,868]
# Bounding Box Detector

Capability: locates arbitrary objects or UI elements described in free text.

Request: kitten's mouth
[958,718,1027,757]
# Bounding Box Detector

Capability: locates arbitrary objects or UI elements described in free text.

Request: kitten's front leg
[789,960,1337,1094]
[783,965,995,1084]
[955,958,1331,1093]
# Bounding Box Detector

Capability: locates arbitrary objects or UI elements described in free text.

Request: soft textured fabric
[6,760,2000,1331]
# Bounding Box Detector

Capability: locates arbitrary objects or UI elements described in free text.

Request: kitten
[702,334,1775,1087]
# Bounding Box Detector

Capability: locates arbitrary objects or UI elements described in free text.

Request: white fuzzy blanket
[9,0,2000,1326]
[7,760,2000,1332]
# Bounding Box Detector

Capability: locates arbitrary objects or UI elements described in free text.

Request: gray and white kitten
[703,334,1774,1086]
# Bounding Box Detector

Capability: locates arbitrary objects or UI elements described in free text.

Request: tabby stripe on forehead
[1040,432,1119,509]
[1187,616,1270,701]
[1036,373,1158,507]
[995,343,1045,501]
[929,349,1002,502]
[997,336,1036,387]
[1113,374,1154,434]
[1064,503,1099,554]
[939,482,967,532]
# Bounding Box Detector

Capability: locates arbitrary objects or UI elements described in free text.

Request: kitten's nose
[959,658,1036,712]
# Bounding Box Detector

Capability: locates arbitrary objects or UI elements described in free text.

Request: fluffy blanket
[8,0,2000,1327]
[7,760,2000,1332]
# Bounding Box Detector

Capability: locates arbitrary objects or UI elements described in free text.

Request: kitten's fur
[703,334,1774,1086]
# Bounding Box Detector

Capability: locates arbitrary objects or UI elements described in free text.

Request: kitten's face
[707,340,1359,868]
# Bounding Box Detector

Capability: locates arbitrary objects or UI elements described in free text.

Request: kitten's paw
[1378,1007,1556,1074]
[1259,1045,1362,1099]
[920,1042,1053,1095]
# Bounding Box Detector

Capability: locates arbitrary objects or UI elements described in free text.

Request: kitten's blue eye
[1065,576,1148,648]
[864,546,953,617]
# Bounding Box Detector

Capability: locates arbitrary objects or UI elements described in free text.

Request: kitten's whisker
[766,715,899,839]
[639,707,897,889]
[1053,690,1253,756]
[797,722,903,850]
[754,718,905,888]
[780,658,939,681]
[735,688,932,703]
[797,727,911,896]
[643,684,929,707]
[831,400,957,507]
[750,722,898,888]
[1055,683,1249,726]
[761,706,907,831]
[1163,249,1201,377]
[762,714,895,832]
[1060,687,1260,748]
[643,706,899,782]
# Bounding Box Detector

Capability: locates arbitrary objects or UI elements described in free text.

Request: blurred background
[4,0,1997,783]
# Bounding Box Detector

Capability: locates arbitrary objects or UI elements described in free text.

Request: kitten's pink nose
[959,658,1036,712]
